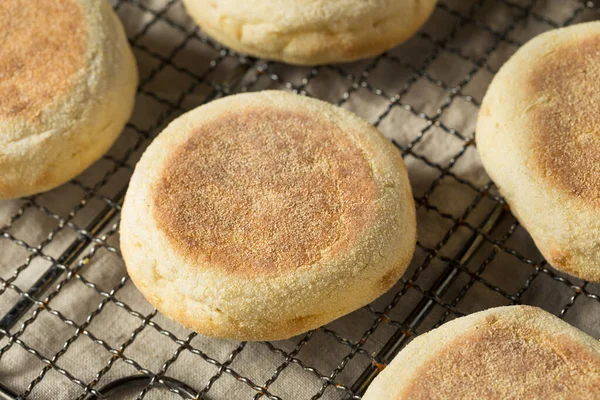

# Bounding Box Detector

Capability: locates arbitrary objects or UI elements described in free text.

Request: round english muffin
[363,305,600,400]
[476,22,600,282]
[181,0,436,65]
[120,91,416,341]
[0,0,138,199]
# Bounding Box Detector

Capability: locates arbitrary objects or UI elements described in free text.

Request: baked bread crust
[363,306,600,400]
[181,0,436,65]
[477,22,600,282]
[0,0,138,199]
[121,91,416,341]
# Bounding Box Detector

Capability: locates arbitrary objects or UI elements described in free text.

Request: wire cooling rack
[1,0,599,399]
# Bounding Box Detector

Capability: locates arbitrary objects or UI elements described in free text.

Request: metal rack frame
[1,0,599,399]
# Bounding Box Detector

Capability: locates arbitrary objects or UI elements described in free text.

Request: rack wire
[1,0,599,399]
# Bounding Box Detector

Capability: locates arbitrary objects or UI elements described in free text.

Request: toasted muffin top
[152,106,378,276]
[0,0,87,119]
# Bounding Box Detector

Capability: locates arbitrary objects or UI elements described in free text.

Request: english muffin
[363,305,600,400]
[0,0,138,199]
[121,91,416,341]
[181,0,436,65]
[477,22,600,282]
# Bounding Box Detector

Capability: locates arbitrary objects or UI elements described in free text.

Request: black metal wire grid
[1,0,599,399]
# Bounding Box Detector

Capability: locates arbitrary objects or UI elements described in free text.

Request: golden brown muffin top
[528,35,600,204]
[0,0,86,119]
[152,107,378,276]
[400,310,600,399]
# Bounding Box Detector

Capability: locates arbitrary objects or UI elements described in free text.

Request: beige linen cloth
[1,0,599,399]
